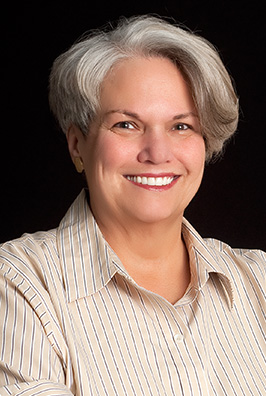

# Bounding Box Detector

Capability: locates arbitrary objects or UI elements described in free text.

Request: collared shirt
[0,190,265,395]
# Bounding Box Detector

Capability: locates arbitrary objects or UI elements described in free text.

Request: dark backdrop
[1,1,266,249]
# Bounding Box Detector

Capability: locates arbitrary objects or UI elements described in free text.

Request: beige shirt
[0,190,265,395]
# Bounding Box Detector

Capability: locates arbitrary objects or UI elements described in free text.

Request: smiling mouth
[125,175,179,187]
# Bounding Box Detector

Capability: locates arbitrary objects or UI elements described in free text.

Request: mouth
[125,174,179,190]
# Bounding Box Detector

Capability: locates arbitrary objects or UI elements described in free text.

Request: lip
[124,173,180,191]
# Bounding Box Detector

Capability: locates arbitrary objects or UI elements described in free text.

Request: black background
[1,1,266,249]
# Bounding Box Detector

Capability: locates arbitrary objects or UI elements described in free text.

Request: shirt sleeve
[0,242,75,395]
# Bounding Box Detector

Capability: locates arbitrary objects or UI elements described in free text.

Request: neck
[98,210,183,255]
[94,213,190,304]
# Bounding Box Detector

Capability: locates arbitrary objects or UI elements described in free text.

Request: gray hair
[49,15,239,161]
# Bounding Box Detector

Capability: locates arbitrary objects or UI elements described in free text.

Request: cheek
[179,136,206,173]
[93,135,136,174]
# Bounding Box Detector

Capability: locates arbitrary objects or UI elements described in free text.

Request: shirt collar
[182,219,234,309]
[56,190,120,303]
[57,190,234,308]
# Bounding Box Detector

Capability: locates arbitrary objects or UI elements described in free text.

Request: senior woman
[0,15,265,396]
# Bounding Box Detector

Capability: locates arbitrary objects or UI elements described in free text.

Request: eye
[173,123,190,131]
[113,121,135,129]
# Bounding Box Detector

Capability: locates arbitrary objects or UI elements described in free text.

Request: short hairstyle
[49,15,239,161]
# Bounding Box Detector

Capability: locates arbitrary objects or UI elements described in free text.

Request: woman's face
[72,57,206,228]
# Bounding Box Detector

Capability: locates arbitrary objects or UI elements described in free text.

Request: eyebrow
[104,109,198,121]
[104,110,139,119]
[172,112,198,120]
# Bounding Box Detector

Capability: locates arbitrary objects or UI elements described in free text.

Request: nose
[137,129,174,164]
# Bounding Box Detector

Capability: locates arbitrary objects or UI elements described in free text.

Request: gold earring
[74,157,84,173]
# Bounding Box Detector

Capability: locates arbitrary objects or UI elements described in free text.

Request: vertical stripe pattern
[0,190,265,395]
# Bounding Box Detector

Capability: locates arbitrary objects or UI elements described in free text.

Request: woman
[0,15,265,396]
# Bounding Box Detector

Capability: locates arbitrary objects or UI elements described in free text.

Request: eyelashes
[111,121,193,133]
[112,121,136,129]
[172,123,191,131]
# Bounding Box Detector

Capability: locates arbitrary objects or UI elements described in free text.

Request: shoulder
[0,229,58,263]
[204,237,266,286]
[205,237,266,266]
[0,229,59,290]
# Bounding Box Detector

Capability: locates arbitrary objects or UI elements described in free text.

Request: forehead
[99,57,195,115]
[103,56,184,87]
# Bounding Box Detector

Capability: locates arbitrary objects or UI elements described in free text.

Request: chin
[128,204,183,225]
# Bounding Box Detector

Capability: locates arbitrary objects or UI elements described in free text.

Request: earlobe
[73,157,84,173]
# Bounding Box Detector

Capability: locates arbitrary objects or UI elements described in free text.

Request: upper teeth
[126,176,175,186]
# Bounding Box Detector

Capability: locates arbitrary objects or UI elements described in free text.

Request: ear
[66,125,85,162]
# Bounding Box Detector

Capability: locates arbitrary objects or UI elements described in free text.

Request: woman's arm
[0,241,75,395]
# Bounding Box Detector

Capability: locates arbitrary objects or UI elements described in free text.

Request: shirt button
[174,334,184,343]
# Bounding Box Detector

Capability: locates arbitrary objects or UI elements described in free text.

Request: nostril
[137,147,172,164]
[137,131,174,164]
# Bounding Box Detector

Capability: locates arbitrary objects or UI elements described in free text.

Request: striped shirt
[0,189,265,395]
